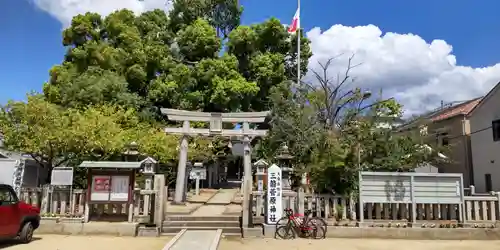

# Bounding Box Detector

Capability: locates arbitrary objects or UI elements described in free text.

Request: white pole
[195,176,200,196]
[297,0,301,85]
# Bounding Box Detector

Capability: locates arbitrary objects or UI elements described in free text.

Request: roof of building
[429,97,482,122]
[79,161,143,169]
[396,97,482,131]
[467,81,500,117]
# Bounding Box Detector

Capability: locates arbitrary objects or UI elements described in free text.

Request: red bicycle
[275,208,326,239]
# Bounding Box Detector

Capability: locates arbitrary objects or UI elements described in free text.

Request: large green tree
[0,95,210,183]
[43,4,311,114]
[0,95,132,175]
[259,56,446,194]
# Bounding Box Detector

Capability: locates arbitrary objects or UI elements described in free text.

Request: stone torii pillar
[162,109,268,228]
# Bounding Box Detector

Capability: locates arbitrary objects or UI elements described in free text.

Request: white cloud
[31,1,500,115]
[31,0,172,27]
[306,25,500,115]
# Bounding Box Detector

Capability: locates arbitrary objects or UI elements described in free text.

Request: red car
[0,184,40,243]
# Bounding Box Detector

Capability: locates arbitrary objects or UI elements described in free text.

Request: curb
[208,229,223,250]
[162,229,187,250]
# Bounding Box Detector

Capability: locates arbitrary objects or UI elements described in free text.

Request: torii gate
[161,108,269,228]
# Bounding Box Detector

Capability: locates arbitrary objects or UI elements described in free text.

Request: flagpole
[297,0,301,85]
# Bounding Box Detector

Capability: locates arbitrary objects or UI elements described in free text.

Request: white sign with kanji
[266,164,282,224]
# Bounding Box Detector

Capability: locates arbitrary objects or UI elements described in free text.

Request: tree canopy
[1,1,313,186]
[258,56,447,194]
[43,4,311,114]
[0,95,210,184]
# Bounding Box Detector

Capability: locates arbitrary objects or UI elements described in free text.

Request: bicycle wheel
[307,217,327,239]
[302,223,325,239]
[275,224,296,239]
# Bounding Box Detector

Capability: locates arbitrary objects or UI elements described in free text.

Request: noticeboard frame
[86,169,135,205]
[358,171,465,224]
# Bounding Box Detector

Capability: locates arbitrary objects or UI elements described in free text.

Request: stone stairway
[162,215,241,236]
[162,188,241,237]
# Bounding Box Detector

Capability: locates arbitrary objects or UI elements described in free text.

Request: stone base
[37,219,138,236]
[136,226,160,237]
[242,227,263,238]
[327,227,500,240]
[260,223,500,240]
[357,221,409,228]
[262,223,278,238]
[170,201,187,205]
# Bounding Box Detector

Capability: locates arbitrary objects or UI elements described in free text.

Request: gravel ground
[5,234,500,250]
[0,235,171,250]
[218,238,500,250]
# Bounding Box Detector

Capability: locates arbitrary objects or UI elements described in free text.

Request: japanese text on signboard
[267,164,282,224]
[93,176,110,192]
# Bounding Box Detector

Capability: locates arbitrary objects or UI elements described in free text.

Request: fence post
[40,185,50,214]
[410,175,416,224]
[349,194,356,220]
[297,188,305,215]
[495,192,500,222]
[358,171,364,224]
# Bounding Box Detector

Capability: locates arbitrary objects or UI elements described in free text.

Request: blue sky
[1,0,500,113]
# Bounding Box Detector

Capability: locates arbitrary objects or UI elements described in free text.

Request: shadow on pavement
[0,237,41,249]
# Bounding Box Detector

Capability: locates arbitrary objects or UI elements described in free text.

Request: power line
[407,125,493,141]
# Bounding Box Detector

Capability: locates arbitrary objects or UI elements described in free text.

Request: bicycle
[275,208,327,239]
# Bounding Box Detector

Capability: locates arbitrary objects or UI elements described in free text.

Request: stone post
[183,163,191,201]
[297,187,305,215]
[173,121,190,204]
[242,122,253,228]
[208,164,213,188]
[154,174,166,227]
[40,185,50,214]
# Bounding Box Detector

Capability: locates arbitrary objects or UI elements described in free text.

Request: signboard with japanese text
[189,167,207,180]
[266,164,282,224]
[90,175,132,202]
[51,167,74,186]
[110,176,130,201]
[90,175,111,201]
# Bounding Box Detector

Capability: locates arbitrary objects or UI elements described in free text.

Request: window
[441,133,449,146]
[0,186,18,205]
[436,132,449,146]
[485,174,493,192]
[493,120,500,141]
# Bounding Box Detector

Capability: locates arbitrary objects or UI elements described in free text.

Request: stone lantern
[123,141,140,162]
[141,157,157,175]
[253,159,268,192]
[140,156,158,192]
[275,144,294,192]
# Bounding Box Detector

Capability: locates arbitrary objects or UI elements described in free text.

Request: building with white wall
[469,82,500,192]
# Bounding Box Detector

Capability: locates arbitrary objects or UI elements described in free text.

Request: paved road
[0,235,171,250]
[7,234,498,250]
[170,230,218,250]
[218,238,500,250]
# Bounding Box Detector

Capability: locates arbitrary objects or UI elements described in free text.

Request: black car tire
[18,222,34,244]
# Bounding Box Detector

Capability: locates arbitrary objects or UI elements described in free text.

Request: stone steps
[162,226,241,235]
[165,216,240,222]
[163,215,242,236]
[164,220,240,228]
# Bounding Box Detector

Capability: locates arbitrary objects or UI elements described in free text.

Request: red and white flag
[287,7,300,34]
